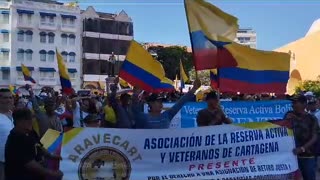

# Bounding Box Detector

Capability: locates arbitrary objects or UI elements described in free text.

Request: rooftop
[18,0,63,4]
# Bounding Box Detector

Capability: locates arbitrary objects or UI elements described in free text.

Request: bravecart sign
[60,121,298,180]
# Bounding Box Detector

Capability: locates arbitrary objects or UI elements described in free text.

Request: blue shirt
[133,92,195,129]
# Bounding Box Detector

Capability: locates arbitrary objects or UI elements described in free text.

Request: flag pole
[183,0,198,79]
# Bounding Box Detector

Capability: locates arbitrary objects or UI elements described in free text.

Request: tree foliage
[148,46,193,80]
[189,69,211,86]
[295,76,320,97]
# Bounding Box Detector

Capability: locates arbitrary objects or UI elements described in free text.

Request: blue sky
[70,0,320,50]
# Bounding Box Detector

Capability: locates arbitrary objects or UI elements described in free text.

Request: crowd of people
[0,77,320,179]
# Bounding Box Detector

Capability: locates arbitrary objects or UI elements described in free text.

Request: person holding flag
[132,78,201,129]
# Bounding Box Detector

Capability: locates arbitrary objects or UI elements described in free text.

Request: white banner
[60,121,298,180]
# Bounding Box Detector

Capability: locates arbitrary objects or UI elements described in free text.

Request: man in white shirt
[0,88,14,180]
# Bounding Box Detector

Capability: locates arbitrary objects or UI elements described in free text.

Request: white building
[235,28,257,49]
[0,0,81,91]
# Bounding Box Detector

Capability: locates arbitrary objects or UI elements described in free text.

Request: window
[48,51,54,62]
[40,16,46,23]
[69,73,76,78]
[18,14,23,23]
[17,71,23,78]
[40,32,46,43]
[49,17,54,24]
[3,14,9,24]
[61,51,68,62]
[69,52,75,62]
[25,30,33,42]
[39,50,46,62]
[69,34,75,45]
[27,14,32,24]
[3,51,9,60]
[17,49,24,61]
[40,71,54,78]
[25,49,32,61]
[2,71,9,80]
[3,33,9,42]
[61,34,67,45]
[48,32,55,44]
[69,37,75,45]
[70,18,75,26]
[62,18,67,25]
[47,72,54,78]
[17,30,24,41]
[39,71,45,77]
[48,35,54,43]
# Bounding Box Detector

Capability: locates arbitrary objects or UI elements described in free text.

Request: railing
[17,77,24,81]
[40,22,56,27]
[39,77,56,82]
[61,24,75,28]
[0,2,10,8]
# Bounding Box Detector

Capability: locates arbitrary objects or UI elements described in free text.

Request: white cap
[304,91,314,96]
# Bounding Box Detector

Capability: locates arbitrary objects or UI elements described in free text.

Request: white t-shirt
[73,102,88,128]
[0,113,13,162]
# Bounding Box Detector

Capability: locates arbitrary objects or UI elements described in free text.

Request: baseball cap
[147,94,166,102]
[304,91,314,97]
[290,95,307,104]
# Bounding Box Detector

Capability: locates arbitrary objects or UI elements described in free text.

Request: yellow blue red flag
[9,85,19,95]
[185,0,290,93]
[119,40,174,93]
[180,59,188,89]
[56,48,73,95]
[21,64,36,83]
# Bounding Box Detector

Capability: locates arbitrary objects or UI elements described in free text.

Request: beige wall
[275,31,320,94]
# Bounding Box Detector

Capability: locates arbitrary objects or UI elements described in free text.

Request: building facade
[235,28,257,49]
[81,6,133,90]
[275,19,320,94]
[0,0,81,91]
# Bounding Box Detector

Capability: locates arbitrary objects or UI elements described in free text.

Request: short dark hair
[120,93,131,101]
[12,108,33,126]
[205,91,218,101]
[44,98,56,107]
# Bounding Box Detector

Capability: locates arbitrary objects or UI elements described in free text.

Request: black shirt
[5,129,46,180]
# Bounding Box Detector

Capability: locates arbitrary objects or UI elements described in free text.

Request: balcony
[60,24,76,33]
[17,21,33,29]
[70,78,77,84]
[39,22,57,31]
[39,77,57,86]
[15,77,25,85]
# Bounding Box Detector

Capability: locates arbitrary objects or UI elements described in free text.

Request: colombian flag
[210,69,219,90]
[56,49,73,95]
[21,64,36,83]
[180,60,188,89]
[9,85,18,95]
[119,40,174,93]
[185,0,290,94]
[40,129,63,178]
